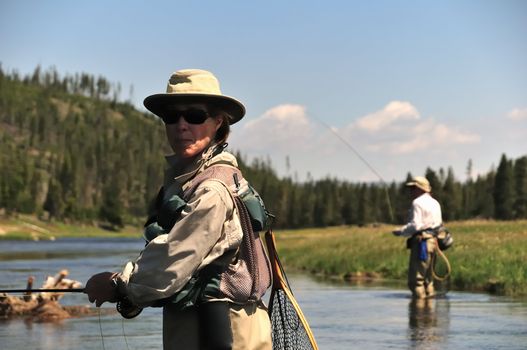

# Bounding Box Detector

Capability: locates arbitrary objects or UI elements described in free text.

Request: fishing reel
[110,274,142,319]
[116,298,143,319]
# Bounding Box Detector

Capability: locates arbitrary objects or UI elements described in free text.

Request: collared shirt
[398,193,442,237]
[118,148,244,307]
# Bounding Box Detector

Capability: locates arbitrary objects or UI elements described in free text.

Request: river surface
[1,238,526,350]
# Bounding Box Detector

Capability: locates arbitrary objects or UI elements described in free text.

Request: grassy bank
[0,215,142,240]
[272,220,527,297]
[2,216,526,297]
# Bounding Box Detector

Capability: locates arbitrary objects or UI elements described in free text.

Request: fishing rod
[1,272,141,319]
[313,116,395,222]
[0,288,85,294]
[1,286,137,349]
[0,287,141,318]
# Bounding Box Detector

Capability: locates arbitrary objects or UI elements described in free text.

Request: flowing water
[1,238,526,350]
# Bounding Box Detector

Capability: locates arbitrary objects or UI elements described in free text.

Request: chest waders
[143,164,273,348]
[407,226,453,283]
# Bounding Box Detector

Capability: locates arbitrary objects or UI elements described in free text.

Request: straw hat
[405,176,431,193]
[144,69,245,124]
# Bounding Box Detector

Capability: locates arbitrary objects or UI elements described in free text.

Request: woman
[85,69,273,350]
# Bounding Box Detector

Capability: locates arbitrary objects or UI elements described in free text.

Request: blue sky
[1,0,526,183]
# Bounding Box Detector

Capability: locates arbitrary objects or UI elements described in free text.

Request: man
[393,176,442,299]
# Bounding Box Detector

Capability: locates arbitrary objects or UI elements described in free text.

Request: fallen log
[0,269,99,322]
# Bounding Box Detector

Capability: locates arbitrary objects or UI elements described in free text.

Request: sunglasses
[164,109,210,125]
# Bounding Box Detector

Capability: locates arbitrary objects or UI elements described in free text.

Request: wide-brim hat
[405,176,431,193]
[144,69,245,124]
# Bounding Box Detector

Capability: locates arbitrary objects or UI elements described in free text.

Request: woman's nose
[173,115,189,129]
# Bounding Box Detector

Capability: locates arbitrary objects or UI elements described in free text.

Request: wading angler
[392,176,453,299]
[85,69,273,350]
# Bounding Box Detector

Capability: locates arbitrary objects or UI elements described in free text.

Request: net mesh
[269,288,316,350]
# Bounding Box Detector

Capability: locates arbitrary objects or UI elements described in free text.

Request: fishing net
[269,287,316,350]
[265,231,319,350]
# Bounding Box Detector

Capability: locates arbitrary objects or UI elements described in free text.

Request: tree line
[1,65,526,230]
[238,154,527,227]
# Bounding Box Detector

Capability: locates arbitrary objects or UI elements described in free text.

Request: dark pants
[163,301,233,350]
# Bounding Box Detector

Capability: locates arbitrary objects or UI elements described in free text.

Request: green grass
[3,215,526,297]
[272,220,527,297]
[0,214,142,240]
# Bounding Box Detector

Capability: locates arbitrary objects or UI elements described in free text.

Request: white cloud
[236,101,481,157]
[355,101,419,132]
[343,101,481,155]
[507,107,527,121]
[232,100,483,181]
[236,104,316,152]
[383,122,481,154]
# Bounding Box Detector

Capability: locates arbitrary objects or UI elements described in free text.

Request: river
[1,238,526,349]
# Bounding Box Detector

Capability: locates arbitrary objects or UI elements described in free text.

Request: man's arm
[394,204,423,237]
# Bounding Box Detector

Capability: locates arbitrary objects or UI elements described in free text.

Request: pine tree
[425,168,443,203]
[395,173,414,223]
[472,172,495,218]
[43,178,65,220]
[442,167,461,221]
[494,154,515,220]
[461,159,475,219]
[300,180,316,227]
[356,183,371,226]
[99,179,124,230]
[513,156,527,218]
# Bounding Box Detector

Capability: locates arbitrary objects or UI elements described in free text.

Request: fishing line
[98,308,107,350]
[312,115,395,222]
[122,318,132,350]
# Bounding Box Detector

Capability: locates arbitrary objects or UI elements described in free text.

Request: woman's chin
[178,147,200,159]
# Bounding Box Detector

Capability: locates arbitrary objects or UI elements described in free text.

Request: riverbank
[273,220,527,297]
[1,215,526,297]
[0,214,141,240]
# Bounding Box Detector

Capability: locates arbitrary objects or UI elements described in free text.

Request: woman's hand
[84,272,120,307]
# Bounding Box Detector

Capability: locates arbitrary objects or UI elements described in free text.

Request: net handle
[265,230,286,290]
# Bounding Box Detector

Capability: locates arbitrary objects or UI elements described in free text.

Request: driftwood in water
[0,269,97,322]
[38,269,83,301]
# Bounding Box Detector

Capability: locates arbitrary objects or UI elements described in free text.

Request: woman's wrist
[110,273,126,299]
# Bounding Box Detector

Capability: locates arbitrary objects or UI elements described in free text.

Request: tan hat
[144,69,245,124]
[405,176,431,192]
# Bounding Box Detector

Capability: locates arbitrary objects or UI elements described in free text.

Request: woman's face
[164,103,223,159]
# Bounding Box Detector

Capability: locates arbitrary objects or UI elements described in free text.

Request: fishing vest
[144,164,273,309]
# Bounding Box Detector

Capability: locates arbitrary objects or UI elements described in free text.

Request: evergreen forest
[1,65,526,230]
